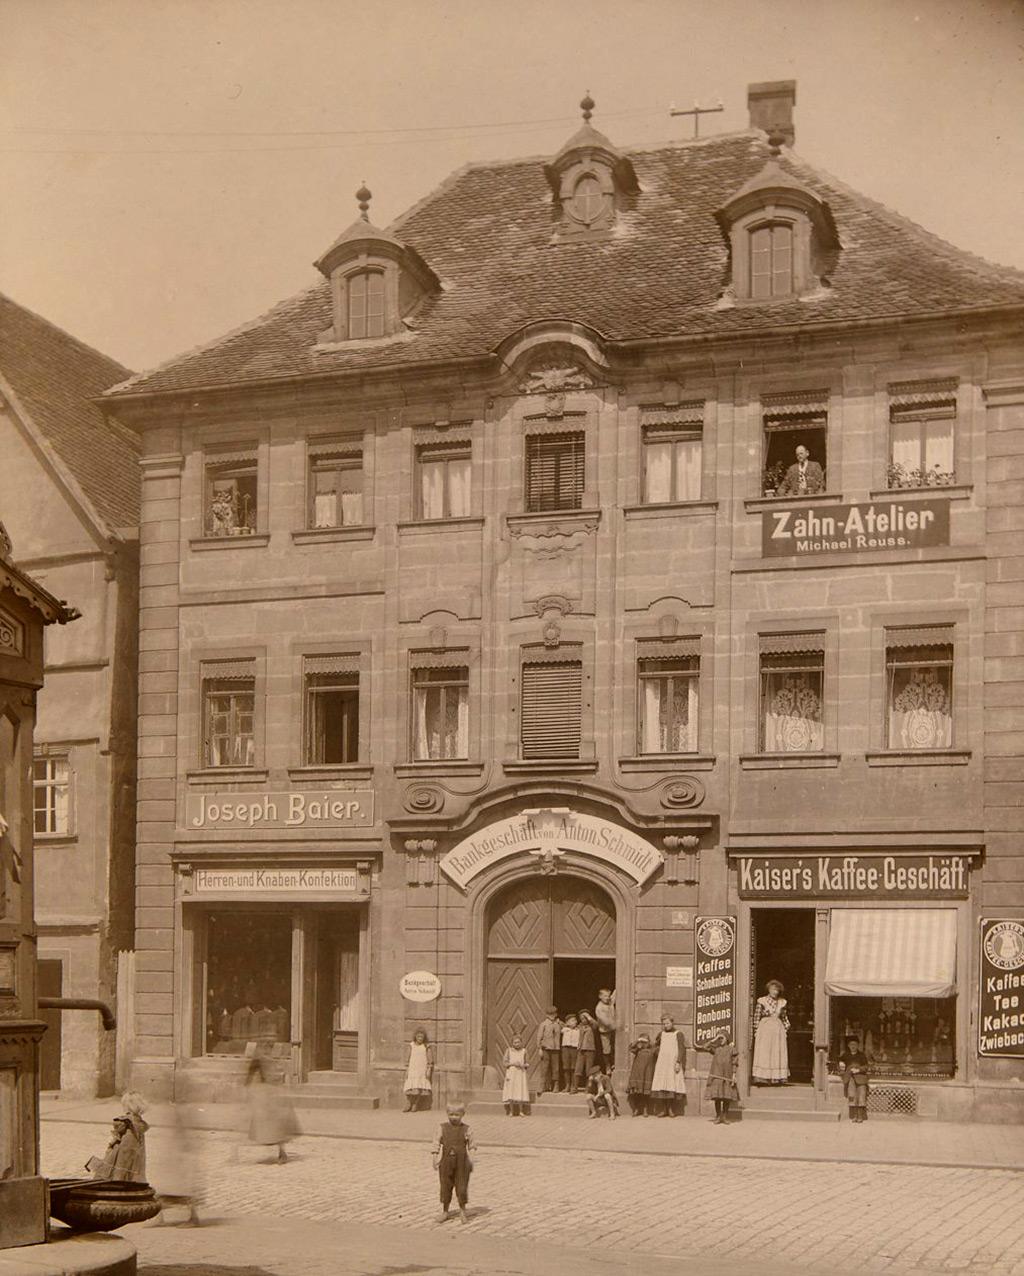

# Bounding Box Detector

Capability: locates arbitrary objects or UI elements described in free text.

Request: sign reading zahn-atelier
[186,790,374,830]
[762,498,950,558]
[738,854,970,900]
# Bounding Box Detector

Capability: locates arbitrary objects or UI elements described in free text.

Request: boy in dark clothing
[586,1064,619,1119]
[536,1005,563,1092]
[561,1013,580,1094]
[838,1037,871,1123]
[626,1033,656,1116]
[574,1011,597,1089]
[432,1103,476,1223]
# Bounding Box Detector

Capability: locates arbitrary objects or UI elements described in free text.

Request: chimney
[748,80,796,147]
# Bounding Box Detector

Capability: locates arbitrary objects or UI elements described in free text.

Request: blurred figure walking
[244,1053,297,1164]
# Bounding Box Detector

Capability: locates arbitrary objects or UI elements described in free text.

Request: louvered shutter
[525,433,584,512]
[520,661,582,759]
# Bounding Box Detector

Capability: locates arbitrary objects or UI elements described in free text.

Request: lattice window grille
[867,1086,918,1115]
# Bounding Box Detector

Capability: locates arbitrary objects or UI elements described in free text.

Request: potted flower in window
[762,461,787,498]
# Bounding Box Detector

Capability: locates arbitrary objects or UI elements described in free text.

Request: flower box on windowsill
[502,758,599,775]
[190,533,270,551]
[287,763,375,782]
[393,760,485,778]
[291,525,376,545]
[864,749,971,767]
[739,752,840,770]
[869,485,973,502]
[185,767,269,784]
[744,493,843,514]
[618,754,716,772]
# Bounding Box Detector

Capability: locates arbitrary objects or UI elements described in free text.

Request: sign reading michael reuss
[187,789,373,830]
[694,916,735,1045]
[762,498,949,558]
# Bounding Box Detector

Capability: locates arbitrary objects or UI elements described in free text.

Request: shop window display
[205,912,292,1056]
[829,995,955,1079]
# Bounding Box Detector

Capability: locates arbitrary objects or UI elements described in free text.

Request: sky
[2,0,1023,375]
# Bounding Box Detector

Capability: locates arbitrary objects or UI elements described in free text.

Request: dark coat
[627,1042,656,1094]
[778,459,825,496]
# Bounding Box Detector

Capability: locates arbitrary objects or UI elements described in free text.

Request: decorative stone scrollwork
[518,361,594,395]
[403,784,445,815]
[662,834,700,885]
[404,838,439,886]
[658,776,705,809]
[507,517,599,560]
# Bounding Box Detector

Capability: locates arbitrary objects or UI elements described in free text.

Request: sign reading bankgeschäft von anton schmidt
[439,809,663,890]
[978,919,1024,1058]
[738,854,970,899]
[694,916,735,1045]
[186,789,374,830]
[762,498,950,558]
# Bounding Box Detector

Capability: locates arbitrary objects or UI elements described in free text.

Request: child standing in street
[536,1006,563,1093]
[432,1103,476,1223]
[585,1064,619,1119]
[594,989,616,1070]
[561,1013,580,1093]
[696,1031,739,1124]
[402,1027,434,1112]
[626,1033,656,1116]
[502,1034,530,1116]
[574,1011,597,1090]
[838,1035,871,1123]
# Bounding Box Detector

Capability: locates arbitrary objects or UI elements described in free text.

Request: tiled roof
[107,131,1024,400]
[0,293,139,532]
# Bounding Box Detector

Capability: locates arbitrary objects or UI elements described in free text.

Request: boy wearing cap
[561,1013,581,1094]
[574,1011,598,1089]
[536,1005,563,1092]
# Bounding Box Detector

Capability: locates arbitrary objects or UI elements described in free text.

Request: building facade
[0,295,139,1096]
[107,83,1024,1121]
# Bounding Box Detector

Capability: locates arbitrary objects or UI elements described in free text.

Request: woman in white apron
[752,979,790,1084]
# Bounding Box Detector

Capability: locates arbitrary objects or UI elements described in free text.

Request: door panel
[487,878,551,955]
[553,879,615,956]
[486,958,548,1082]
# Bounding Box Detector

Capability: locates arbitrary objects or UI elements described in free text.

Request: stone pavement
[41,1116,1024,1275]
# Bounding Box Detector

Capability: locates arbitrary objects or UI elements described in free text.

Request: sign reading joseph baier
[762,498,950,558]
[186,789,374,830]
[979,919,1024,1058]
[439,809,663,889]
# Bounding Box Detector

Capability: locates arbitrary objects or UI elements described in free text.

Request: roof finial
[355,182,372,221]
[767,128,786,158]
[580,91,595,123]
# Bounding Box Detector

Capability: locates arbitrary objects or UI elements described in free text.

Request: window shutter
[520,661,582,759]
[526,432,584,511]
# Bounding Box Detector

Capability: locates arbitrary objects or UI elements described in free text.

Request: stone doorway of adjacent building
[484,874,616,1087]
[750,907,816,1084]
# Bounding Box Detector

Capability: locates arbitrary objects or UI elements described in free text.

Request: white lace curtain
[889,668,952,749]
[764,673,824,752]
[413,684,469,759]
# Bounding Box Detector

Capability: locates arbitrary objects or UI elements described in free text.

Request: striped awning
[825,909,957,998]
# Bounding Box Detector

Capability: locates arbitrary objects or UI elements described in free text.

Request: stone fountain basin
[48,1179,160,1233]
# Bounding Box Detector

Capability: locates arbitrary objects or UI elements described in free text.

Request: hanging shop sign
[190,865,366,897]
[186,789,374,831]
[439,808,663,890]
[762,498,950,558]
[694,916,735,1045]
[978,919,1024,1058]
[737,854,970,900]
[400,971,442,1003]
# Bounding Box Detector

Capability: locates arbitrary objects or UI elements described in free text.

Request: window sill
[623,501,718,520]
[869,485,973,501]
[287,764,374,782]
[291,526,375,545]
[397,516,485,534]
[619,754,716,773]
[190,534,269,551]
[864,749,971,767]
[393,761,484,778]
[186,768,269,784]
[739,752,840,770]
[506,508,601,528]
[502,759,599,775]
[34,833,78,845]
[744,493,843,513]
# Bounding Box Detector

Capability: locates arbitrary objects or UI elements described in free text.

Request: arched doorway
[484,875,616,1081]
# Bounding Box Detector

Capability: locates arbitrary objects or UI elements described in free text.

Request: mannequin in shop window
[751,979,790,1085]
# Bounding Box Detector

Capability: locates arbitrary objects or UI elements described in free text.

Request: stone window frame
[635,638,701,757]
[293,423,377,542]
[639,403,706,506]
[740,615,839,762]
[501,621,597,766]
[396,635,482,770]
[32,744,75,840]
[511,410,598,516]
[286,638,373,778]
[305,436,366,530]
[182,645,267,779]
[191,426,270,547]
[413,427,475,522]
[728,204,816,304]
[330,258,402,343]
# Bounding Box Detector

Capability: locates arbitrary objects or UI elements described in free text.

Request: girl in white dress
[502,1034,530,1116]
[650,1014,688,1117]
[752,979,790,1084]
[403,1028,434,1111]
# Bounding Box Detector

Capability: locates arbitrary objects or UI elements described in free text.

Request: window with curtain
[520,659,583,759]
[411,665,469,760]
[417,442,472,520]
[886,636,953,750]
[304,660,360,764]
[202,664,256,767]
[642,424,702,503]
[308,449,364,528]
[638,656,698,753]
[760,640,825,752]
[750,222,794,299]
[347,270,385,339]
[33,755,71,835]
[205,449,258,536]
[525,432,585,512]
[888,401,956,488]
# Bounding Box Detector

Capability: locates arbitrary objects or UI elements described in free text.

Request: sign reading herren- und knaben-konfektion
[186,789,374,830]
[737,854,970,900]
[762,498,950,558]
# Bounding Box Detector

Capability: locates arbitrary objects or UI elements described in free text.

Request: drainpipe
[39,996,116,1032]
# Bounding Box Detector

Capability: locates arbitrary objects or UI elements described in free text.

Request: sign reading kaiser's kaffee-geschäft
[762,498,950,558]
[738,854,970,900]
[978,918,1024,1058]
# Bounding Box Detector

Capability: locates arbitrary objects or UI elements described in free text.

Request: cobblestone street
[41,1118,1024,1275]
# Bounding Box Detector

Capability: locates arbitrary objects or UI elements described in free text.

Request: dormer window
[347,270,385,340]
[545,94,638,242]
[570,175,607,226]
[750,221,794,299]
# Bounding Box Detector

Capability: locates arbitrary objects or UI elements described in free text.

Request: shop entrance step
[739,1085,841,1121]
[283,1071,379,1111]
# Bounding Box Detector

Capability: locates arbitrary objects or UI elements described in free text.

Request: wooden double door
[485,876,616,1080]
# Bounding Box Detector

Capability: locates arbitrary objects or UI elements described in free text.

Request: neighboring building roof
[106,130,1024,400]
[0,293,139,533]
[0,524,77,624]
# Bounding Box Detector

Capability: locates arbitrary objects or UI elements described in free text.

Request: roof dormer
[545,94,638,242]
[314,185,440,343]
